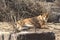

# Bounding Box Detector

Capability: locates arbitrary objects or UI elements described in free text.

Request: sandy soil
[0,22,60,40]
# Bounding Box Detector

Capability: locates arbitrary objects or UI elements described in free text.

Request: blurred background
[0,0,60,23]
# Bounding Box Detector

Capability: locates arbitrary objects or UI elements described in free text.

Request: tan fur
[16,13,49,30]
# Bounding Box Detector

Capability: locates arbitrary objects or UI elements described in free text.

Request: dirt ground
[0,22,60,40]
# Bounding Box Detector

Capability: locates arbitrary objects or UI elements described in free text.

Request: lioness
[16,13,49,31]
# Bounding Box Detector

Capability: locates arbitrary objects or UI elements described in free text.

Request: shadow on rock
[17,32,55,40]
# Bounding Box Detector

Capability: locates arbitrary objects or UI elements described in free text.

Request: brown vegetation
[0,0,47,22]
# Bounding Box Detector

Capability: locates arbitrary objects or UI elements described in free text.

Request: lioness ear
[45,13,49,18]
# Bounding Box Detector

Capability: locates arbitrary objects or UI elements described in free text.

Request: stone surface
[0,32,55,40]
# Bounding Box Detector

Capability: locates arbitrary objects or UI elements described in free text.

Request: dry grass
[0,0,47,22]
